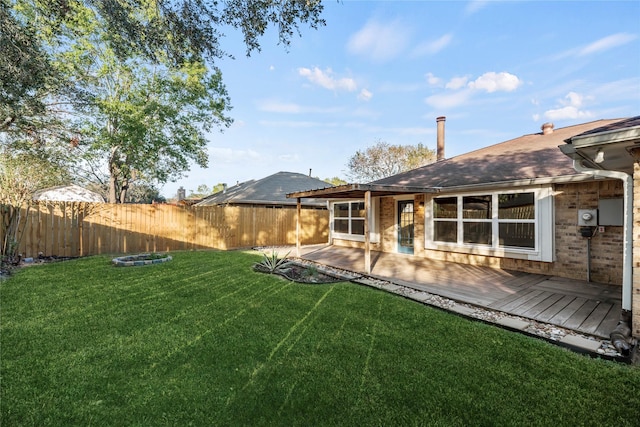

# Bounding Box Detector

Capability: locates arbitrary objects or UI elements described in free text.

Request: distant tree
[188,184,214,198]
[123,183,166,204]
[0,146,71,260]
[212,183,226,194]
[324,177,348,186]
[346,140,436,182]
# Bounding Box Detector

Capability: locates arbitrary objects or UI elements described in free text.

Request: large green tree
[2,0,325,131]
[0,0,70,138]
[346,140,437,182]
[2,0,325,202]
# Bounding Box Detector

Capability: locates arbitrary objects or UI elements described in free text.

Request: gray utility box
[598,198,623,226]
[578,209,598,226]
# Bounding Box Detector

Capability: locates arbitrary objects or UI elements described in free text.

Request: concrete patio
[294,244,622,340]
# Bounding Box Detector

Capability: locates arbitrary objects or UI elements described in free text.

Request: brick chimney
[177,186,186,201]
[436,116,446,161]
[541,122,554,135]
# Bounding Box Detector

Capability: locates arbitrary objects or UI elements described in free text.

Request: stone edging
[112,253,172,267]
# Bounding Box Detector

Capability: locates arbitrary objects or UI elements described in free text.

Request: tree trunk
[108,174,118,204]
[108,145,120,203]
[119,177,129,203]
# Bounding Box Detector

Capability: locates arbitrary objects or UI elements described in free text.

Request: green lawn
[1,251,639,426]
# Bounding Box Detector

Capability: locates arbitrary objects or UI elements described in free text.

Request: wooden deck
[297,245,622,339]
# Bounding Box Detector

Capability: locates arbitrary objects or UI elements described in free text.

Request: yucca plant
[253,251,292,274]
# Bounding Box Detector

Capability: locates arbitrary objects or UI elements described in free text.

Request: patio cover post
[296,198,301,257]
[364,190,371,274]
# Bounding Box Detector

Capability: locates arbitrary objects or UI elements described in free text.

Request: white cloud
[425,90,472,109]
[298,67,357,92]
[278,153,300,162]
[396,127,433,136]
[425,72,442,86]
[257,100,303,114]
[412,33,453,56]
[358,88,373,101]
[579,33,637,56]
[446,76,469,90]
[209,147,261,163]
[563,92,585,108]
[468,72,522,93]
[589,77,640,102]
[549,33,638,61]
[346,19,411,62]
[465,1,489,15]
[543,91,594,120]
[544,106,594,121]
[269,65,275,71]
[424,71,522,111]
[258,120,340,128]
[256,99,344,114]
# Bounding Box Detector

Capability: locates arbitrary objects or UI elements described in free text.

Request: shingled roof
[32,184,105,202]
[372,118,628,190]
[195,171,331,207]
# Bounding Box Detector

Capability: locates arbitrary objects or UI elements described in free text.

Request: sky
[160,0,640,199]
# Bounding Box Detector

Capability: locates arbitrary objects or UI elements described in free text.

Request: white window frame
[330,199,379,243]
[425,187,554,262]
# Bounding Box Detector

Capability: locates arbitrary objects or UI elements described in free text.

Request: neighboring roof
[195,172,331,207]
[372,118,628,190]
[32,184,105,202]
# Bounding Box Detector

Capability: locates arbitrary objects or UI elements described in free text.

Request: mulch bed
[1,254,80,279]
[253,263,343,284]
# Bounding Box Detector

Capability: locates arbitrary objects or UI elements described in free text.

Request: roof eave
[433,174,607,193]
[288,175,609,200]
[564,126,640,148]
[287,183,439,199]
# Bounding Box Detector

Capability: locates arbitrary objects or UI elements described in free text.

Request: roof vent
[541,122,554,135]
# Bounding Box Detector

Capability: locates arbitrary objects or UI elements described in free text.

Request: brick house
[289,117,638,337]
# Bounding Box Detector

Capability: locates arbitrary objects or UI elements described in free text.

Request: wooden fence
[1,202,329,258]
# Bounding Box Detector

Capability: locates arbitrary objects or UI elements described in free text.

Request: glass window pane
[334,203,349,218]
[434,221,457,243]
[499,223,535,248]
[351,219,365,235]
[463,222,492,245]
[434,197,457,218]
[499,193,535,219]
[334,219,349,233]
[351,202,366,218]
[463,195,491,219]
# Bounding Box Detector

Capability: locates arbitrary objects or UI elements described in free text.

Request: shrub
[253,251,292,274]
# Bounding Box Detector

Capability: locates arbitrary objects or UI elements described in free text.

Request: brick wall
[379,196,395,253]
[333,181,624,285]
[554,180,624,284]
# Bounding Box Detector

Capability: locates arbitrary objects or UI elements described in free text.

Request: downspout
[572,160,633,312]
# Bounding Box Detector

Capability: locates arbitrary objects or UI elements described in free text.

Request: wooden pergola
[287,183,438,274]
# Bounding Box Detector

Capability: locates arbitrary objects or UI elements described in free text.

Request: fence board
[2,202,328,258]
